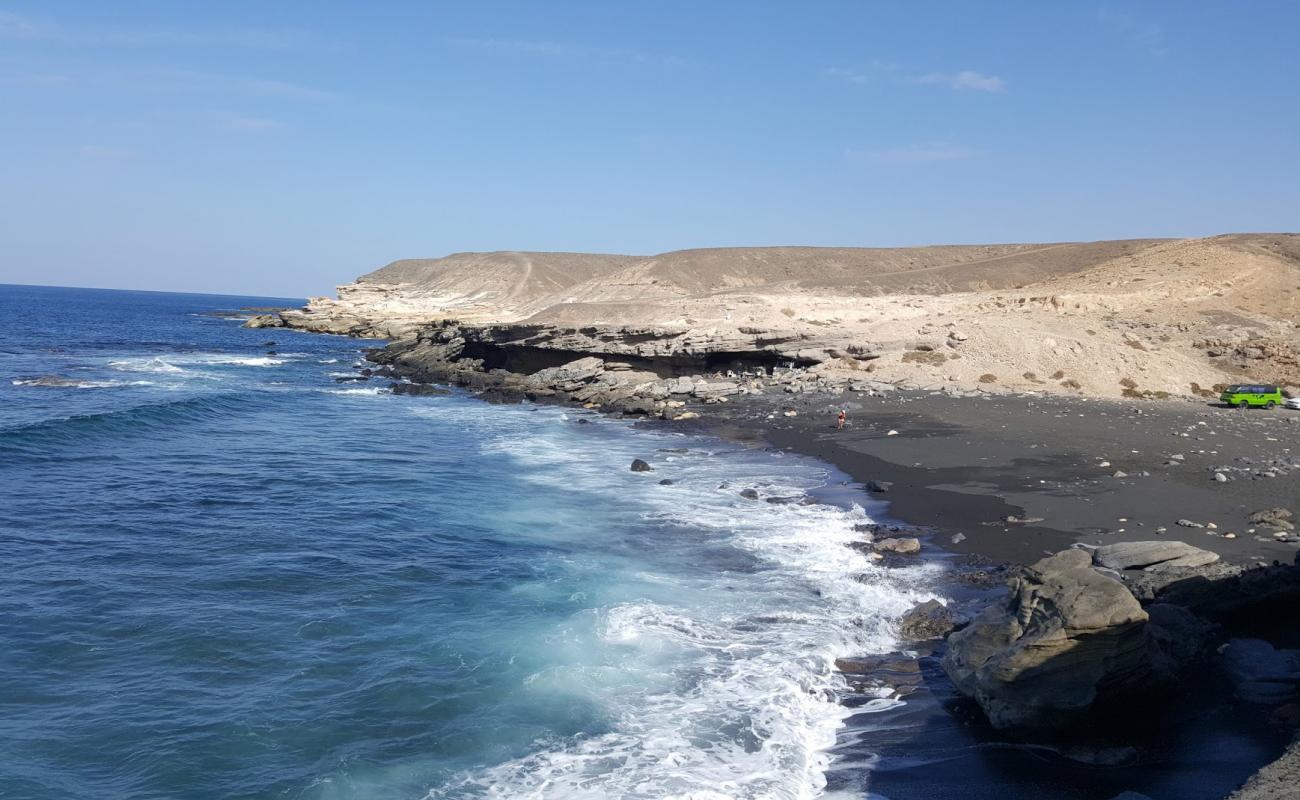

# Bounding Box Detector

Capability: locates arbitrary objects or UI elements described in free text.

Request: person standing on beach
[837,408,847,430]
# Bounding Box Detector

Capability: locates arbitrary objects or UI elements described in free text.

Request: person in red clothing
[837,408,847,430]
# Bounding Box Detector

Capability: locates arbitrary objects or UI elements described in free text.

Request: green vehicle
[1220,384,1284,408]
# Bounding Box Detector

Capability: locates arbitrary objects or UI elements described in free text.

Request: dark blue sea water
[0,285,933,799]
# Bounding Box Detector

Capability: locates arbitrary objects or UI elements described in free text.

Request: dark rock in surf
[389,382,450,396]
[630,458,654,472]
[898,599,957,641]
[941,548,1159,733]
[738,488,760,500]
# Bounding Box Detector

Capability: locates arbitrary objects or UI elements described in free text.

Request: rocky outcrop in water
[940,549,1184,733]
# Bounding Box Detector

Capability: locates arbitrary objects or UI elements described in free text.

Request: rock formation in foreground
[251,234,1300,399]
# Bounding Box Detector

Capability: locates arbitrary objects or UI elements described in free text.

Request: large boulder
[941,549,1155,733]
[1092,541,1220,571]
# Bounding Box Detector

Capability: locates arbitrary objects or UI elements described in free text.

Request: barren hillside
[260,234,1300,398]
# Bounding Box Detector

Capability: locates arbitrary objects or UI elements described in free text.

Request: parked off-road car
[1220,384,1284,408]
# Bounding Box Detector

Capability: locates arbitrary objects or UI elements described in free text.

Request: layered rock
[941,549,1163,732]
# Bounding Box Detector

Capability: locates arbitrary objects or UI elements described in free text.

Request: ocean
[0,285,936,799]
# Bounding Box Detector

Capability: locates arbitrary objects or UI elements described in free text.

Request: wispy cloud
[2,72,73,88]
[0,9,319,50]
[854,142,982,164]
[826,61,1006,93]
[1098,7,1167,56]
[444,36,693,66]
[909,70,1006,93]
[77,144,135,159]
[81,67,336,101]
[210,112,284,132]
[824,67,869,85]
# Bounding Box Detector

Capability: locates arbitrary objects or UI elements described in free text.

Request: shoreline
[297,323,1300,798]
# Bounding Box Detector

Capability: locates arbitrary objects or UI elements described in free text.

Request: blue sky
[1,1,1297,296]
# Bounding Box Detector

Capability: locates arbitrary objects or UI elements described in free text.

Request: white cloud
[101,67,336,101]
[826,62,1006,93]
[856,142,982,164]
[0,9,318,50]
[1098,8,1167,56]
[2,72,73,87]
[825,67,869,85]
[211,112,284,131]
[444,36,692,66]
[910,70,1006,92]
[77,145,135,159]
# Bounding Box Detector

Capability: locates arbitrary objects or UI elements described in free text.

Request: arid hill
[257,234,1300,398]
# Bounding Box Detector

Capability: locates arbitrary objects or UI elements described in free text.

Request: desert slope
[255,234,1300,398]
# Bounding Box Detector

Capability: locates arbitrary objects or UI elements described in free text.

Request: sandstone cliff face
[252,235,1300,398]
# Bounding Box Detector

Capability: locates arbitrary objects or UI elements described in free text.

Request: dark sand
[702,389,1300,799]
[732,390,1299,567]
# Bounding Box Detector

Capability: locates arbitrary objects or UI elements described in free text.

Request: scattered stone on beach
[1176,518,1205,529]
[1214,472,1230,482]
[783,410,797,417]
[865,480,893,493]
[1249,508,1295,530]
[897,599,957,641]
[951,532,967,544]
[630,458,654,472]
[941,549,1158,732]
[1092,541,1220,571]
[1003,514,1045,524]
[874,537,921,555]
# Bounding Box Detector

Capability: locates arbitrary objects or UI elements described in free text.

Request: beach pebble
[951,533,966,544]
[1214,472,1228,482]
[1176,519,1205,529]
[886,429,899,436]
[783,410,797,417]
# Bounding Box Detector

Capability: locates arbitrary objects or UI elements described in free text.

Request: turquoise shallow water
[0,285,934,799]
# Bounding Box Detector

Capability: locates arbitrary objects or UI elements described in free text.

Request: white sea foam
[318,387,386,396]
[108,353,290,372]
[109,357,187,374]
[426,408,939,800]
[11,376,155,389]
